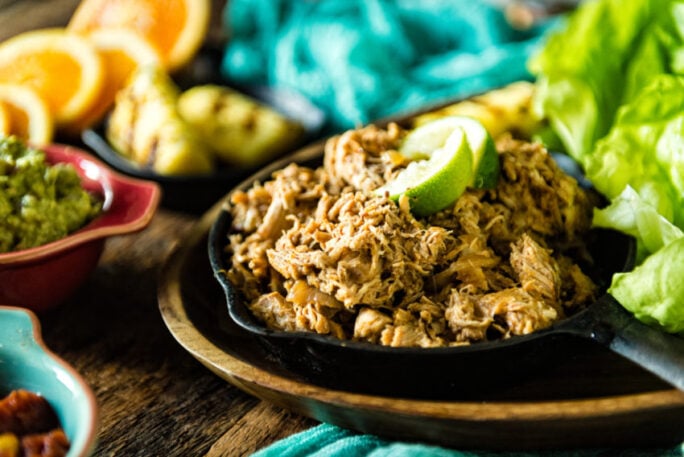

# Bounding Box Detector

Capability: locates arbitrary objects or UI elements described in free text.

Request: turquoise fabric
[253,423,683,457]
[221,0,559,133]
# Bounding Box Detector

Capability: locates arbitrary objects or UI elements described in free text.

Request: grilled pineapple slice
[177,85,305,168]
[413,81,543,139]
[107,66,214,175]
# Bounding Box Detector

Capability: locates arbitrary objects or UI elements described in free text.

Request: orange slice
[0,101,9,135]
[66,28,161,133]
[0,28,103,128]
[68,0,210,71]
[0,84,54,145]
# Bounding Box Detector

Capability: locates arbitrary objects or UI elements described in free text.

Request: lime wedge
[376,126,473,217]
[401,116,499,189]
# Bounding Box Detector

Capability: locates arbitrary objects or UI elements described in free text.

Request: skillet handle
[589,296,684,391]
[609,318,684,391]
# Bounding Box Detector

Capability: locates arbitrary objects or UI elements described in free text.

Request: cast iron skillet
[208,150,684,399]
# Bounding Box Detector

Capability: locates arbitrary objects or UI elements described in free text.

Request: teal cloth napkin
[221,0,558,132]
[253,423,683,457]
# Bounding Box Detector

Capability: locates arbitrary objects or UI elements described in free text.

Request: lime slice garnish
[401,115,499,189]
[376,126,473,217]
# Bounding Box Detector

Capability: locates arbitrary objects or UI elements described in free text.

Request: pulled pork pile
[224,123,598,347]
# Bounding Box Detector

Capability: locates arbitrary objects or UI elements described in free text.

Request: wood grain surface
[0,1,316,455]
[3,1,684,455]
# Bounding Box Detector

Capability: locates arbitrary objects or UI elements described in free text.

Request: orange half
[67,28,161,133]
[0,84,54,145]
[0,28,103,128]
[68,0,210,71]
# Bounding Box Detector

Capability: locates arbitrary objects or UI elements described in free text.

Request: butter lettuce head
[530,0,684,334]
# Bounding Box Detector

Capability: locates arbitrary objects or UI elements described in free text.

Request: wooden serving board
[158,158,684,450]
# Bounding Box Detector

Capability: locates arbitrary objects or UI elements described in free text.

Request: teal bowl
[0,306,98,456]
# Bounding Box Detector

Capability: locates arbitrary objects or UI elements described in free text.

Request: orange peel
[0,83,54,145]
[68,0,210,71]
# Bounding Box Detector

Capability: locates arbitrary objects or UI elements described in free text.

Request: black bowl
[82,85,325,214]
[211,214,635,398]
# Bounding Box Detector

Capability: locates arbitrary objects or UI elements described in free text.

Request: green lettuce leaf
[593,186,684,263]
[586,74,684,226]
[529,0,678,160]
[610,237,684,334]
[595,186,684,333]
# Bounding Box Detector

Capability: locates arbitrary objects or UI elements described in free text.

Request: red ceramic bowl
[0,144,161,312]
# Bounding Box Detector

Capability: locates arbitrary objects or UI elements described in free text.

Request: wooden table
[4,2,684,455]
[41,210,316,456]
[0,1,316,455]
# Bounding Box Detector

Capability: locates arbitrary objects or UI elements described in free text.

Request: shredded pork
[224,123,598,347]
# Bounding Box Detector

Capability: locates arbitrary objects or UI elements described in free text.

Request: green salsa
[0,136,102,253]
